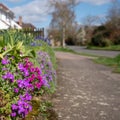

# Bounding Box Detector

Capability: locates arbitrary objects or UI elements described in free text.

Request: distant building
[17,16,36,30]
[0,3,21,29]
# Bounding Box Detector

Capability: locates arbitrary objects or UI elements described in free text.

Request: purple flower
[2,67,8,71]
[23,93,32,101]
[18,106,25,114]
[23,68,29,76]
[20,93,32,101]
[2,58,9,65]
[2,72,14,82]
[43,79,50,87]
[17,79,27,88]
[17,100,23,106]
[11,97,32,118]
[3,47,7,51]
[14,88,19,93]
[11,112,16,117]
[18,63,24,71]
[12,104,18,110]
[41,64,44,69]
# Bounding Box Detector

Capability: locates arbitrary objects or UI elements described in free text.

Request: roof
[16,21,36,29]
[22,23,36,29]
[0,3,14,18]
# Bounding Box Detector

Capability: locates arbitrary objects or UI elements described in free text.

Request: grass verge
[94,55,120,73]
[54,47,98,57]
[54,47,76,53]
[87,45,120,51]
[54,47,120,73]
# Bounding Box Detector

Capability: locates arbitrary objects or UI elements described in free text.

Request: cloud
[11,0,50,26]
[10,0,112,28]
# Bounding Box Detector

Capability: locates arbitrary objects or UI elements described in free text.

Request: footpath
[51,52,120,120]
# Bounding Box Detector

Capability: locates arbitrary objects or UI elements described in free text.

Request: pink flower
[36,82,42,89]
[29,74,35,82]
[37,75,42,81]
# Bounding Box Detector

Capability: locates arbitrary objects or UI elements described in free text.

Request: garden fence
[23,28,44,38]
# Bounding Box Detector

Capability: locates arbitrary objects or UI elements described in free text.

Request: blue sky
[0,0,117,28]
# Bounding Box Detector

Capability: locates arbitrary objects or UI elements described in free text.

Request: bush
[89,33,111,47]
[65,36,75,45]
[113,37,120,45]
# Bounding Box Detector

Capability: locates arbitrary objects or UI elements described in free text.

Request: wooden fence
[23,28,44,38]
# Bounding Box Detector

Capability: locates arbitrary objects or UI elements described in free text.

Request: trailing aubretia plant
[0,47,51,119]
[37,51,56,93]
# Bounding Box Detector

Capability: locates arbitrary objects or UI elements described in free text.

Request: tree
[105,0,120,44]
[48,0,80,47]
[106,0,120,29]
[82,15,100,41]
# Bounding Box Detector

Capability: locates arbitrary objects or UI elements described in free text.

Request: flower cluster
[11,93,32,118]
[0,31,56,120]
[2,72,14,82]
[37,51,56,86]
[0,55,49,119]
[31,36,51,46]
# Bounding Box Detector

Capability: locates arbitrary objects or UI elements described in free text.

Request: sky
[0,0,118,29]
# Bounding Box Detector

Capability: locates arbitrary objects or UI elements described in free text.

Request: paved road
[52,52,120,120]
[68,46,120,58]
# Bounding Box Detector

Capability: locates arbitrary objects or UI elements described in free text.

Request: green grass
[54,47,120,73]
[54,47,98,57]
[87,45,120,51]
[94,54,120,73]
[54,47,76,53]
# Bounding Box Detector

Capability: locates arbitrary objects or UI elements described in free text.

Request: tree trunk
[62,27,66,47]
[62,22,66,47]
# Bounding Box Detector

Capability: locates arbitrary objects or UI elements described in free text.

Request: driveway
[68,46,120,58]
[52,52,120,120]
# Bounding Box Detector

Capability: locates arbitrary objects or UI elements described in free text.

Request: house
[17,16,36,30]
[0,3,21,29]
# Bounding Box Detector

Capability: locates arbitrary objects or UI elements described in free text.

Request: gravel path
[52,52,120,120]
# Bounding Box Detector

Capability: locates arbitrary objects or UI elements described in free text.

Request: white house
[0,3,21,29]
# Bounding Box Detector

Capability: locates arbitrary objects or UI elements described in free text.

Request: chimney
[19,16,22,26]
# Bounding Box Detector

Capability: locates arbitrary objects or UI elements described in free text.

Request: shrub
[89,34,103,46]
[113,37,120,45]
[89,34,111,47]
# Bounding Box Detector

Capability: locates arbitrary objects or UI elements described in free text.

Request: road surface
[68,46,120,58]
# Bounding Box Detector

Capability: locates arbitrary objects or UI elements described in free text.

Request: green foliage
[89,33,112,47]
[0,30,36,62]
[30,40,57,69]
[114,54,120,65]
[54,47,75,53]
[26,99,54,120]
[88,24,120,47]
[114,36,120,45]
[0,29,34,47]
[94,54,120,73]
[87,45,120,51]
[0,30,57,119]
